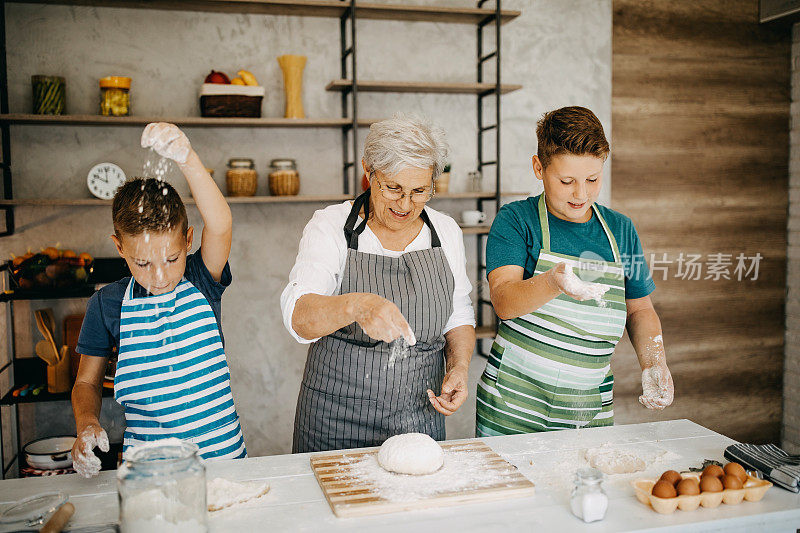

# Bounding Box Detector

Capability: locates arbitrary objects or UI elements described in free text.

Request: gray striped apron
[476,194,627,435]
[292,189,454,453]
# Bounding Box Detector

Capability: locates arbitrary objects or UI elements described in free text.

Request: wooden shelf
[326,79,522,95]
[11,1,520,24]
[460,225,489,235]
[0,192,527,207]
[0,114,378,128]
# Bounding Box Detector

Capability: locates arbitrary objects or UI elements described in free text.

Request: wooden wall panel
[612,0,790,444]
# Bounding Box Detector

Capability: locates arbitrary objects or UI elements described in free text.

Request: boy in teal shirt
[476,106,674,436]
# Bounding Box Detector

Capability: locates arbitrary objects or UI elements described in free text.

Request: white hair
[362,113,449,180]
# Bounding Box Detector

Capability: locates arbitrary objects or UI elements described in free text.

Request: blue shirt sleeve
[486,202,539,277]
[620,216,656,299]
[183,249,232,303]
[76,291,115,357]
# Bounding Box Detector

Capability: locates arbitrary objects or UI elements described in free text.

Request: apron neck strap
[538,193,621,263]
[343,188,442,250]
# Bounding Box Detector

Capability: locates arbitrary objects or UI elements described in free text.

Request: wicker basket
[199,84,265,118]
[227,169,257,196]
[269,170,300,196]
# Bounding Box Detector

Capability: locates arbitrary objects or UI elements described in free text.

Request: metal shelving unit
[0,0,521,476]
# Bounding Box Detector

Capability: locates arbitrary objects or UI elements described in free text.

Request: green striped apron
[476,195,628,436]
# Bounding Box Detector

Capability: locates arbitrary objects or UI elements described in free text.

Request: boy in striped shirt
[71,123,246,478]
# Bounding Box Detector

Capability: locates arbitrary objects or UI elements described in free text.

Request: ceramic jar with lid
[268,158,300,196]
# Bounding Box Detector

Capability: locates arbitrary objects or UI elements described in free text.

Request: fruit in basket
[237,70,259,86]
[651,480,677,498]
[62,249,77,258]
[231,77,245,85]
[204,70,231,84]
[676,478,700,496]
[9,248,94,291]
[79,252,93,263]
[42,246,60,260]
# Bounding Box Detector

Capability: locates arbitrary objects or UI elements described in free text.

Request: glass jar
[569,467,608,523]
[268,158,300,196]
[226,158,257,197]
[117,440,207,533]
[468,170,483,192]
[31,75,66,115]
[100,76,131,116]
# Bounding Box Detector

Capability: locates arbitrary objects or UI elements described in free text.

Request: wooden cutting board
[310,439,535,517]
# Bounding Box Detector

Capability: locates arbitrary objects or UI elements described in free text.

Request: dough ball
[584,446,646,475]
[377,433,443,475]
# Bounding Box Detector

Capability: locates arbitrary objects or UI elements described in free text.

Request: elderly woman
[281,115,476,453]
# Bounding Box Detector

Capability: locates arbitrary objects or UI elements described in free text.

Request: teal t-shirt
[486,194,656,300]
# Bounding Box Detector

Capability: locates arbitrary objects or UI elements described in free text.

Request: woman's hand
[639,363,674,410]
[352,293,416,345]
[427,364,469,416]
[548,262,600,301]
[71,423,109,478]
[141,122,192,164]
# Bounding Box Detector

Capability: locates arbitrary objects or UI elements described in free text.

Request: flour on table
[584,445,646,474]
[207,478,270,511]
[377,433,443,475]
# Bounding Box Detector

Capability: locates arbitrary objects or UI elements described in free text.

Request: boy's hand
[72,424,109,478]
[639,363,674,410]
[141,122,192,164]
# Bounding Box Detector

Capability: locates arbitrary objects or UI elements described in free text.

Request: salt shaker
[569,467,608,523]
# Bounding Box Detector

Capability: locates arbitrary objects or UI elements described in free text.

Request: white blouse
[280,201,476,344]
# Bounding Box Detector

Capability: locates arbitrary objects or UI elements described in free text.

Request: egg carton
[631,472,772,514]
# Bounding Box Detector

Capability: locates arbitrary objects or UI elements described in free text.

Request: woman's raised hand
[353,293,416,345]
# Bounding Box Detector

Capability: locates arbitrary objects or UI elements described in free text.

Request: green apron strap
[537,194,551,252]
[539,193,621,263]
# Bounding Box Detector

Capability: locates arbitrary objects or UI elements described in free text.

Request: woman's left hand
[639,363,674,410]
[427,365,469,416]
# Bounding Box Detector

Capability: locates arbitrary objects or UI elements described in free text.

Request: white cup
[461,210,487,226]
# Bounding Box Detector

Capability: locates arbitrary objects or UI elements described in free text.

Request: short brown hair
[536,106,609,169]
[112,178,188,237]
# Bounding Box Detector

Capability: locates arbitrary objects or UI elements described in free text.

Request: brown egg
[699,475,724,493]
[724,462,748,484]
[702,464,724,478]
[659,470,682,486]
[652,479,678,498]
[722,474,744,490]
[676,478,701,496]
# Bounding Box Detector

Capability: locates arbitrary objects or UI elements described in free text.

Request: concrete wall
[1,0,612,458]
[785,22,800,454]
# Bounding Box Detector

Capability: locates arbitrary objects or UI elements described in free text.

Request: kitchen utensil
[24,436,76,469]
[34,309,59,362]
[36,340,58,366]
[310,439,534,517]
[63,314,84,380]
[40,501,74,533]
[46,345,71,393]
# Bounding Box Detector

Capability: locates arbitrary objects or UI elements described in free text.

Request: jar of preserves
[100,76,131,116]
[268,158,300,196]
[117,439,207,533]
[226,158,257,197]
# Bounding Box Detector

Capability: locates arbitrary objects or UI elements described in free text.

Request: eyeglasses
[371,172,435,203]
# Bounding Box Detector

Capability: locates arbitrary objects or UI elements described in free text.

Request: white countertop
[0,419,798,532]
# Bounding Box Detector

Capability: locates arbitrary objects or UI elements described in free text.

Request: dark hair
[536,106,610,169]
[112,178,187,237]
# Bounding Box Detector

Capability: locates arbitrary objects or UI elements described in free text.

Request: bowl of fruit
[8,247,94,291]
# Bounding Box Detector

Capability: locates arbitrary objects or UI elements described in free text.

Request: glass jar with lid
[117,440,206,533]
[226,158,257,197]
[268,158,300,196]
[569,467,608,523]
[99,76,131,116]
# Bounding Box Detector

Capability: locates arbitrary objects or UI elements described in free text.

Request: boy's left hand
[141,122,192,164]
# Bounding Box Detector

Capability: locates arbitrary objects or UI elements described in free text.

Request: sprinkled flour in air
[561,265,609,306]
[346,448,519,502]
[387,337,409,368]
